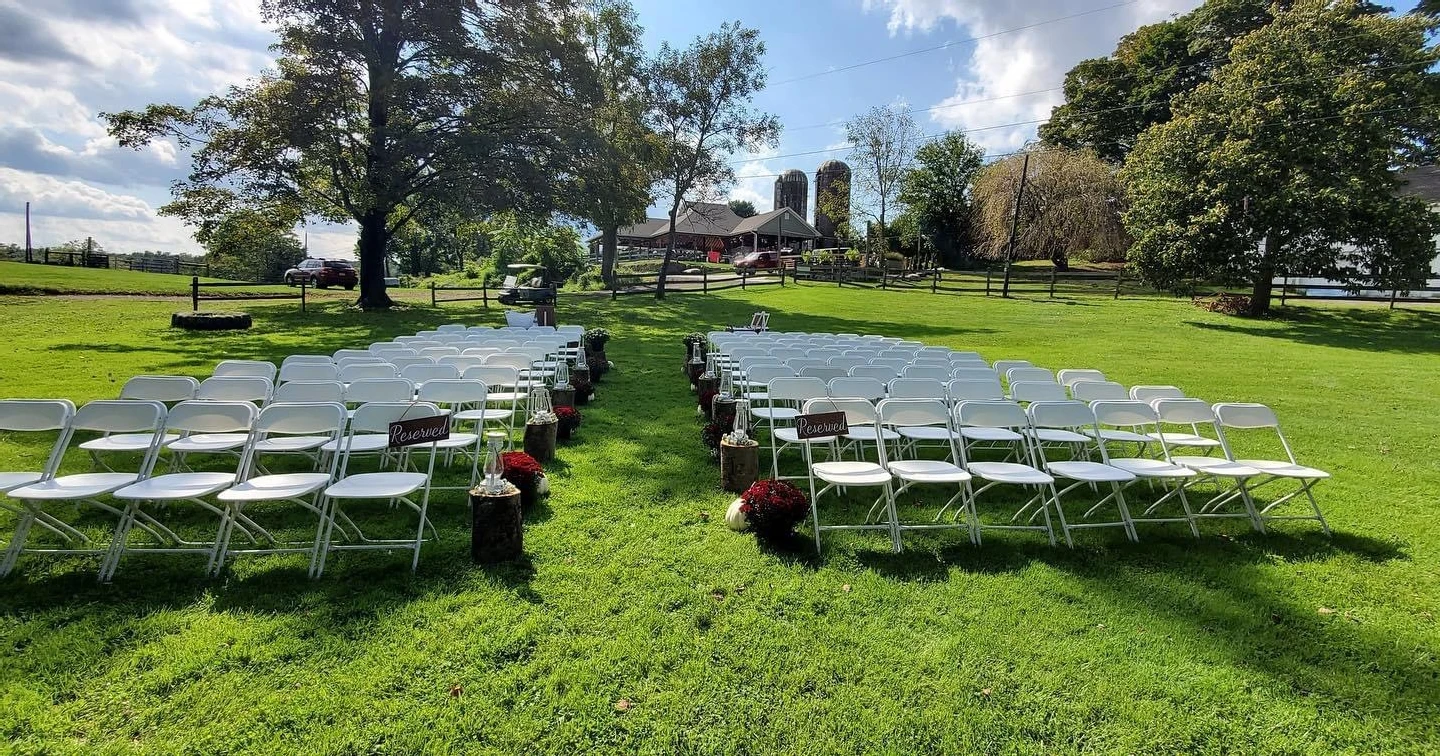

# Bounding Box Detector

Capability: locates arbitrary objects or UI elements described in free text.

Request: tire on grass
[171,311,253,331]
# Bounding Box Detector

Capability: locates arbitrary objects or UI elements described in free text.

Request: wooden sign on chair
[389,415,451,448]
[794,411,848,440]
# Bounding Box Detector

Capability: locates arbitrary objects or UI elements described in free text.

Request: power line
[770,0,1141,86]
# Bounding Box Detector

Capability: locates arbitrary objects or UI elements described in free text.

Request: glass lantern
[482,432,507,494]
[554,358,571,389]
[718,364,734,398]
[729,399,750,444]
[528,384,553,421]
[575,347,588,372]
[702,352,717,380]
[689,340,703,364]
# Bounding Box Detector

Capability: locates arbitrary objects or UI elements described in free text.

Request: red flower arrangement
[555,406,581,440]
[700,421,725,456]
[501,451,544,490]
[740,480,811,539]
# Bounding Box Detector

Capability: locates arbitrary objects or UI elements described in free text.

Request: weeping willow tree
[971,148,1129,270]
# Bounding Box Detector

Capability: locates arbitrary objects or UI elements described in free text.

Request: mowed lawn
[0,285,1437,754]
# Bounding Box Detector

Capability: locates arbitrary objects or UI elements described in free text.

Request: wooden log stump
[523,420,558,463]
[712,397,737,431]
[720,438,761,494]
[696,377,718,416]
[470,484,523,564]
[686,361,704,387]
[551,387,576,409]
[572,367,591,387]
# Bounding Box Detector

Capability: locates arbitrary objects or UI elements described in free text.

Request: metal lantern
[718,366,734,398]
[575,347,588,371]
[730,399,750,444]
[554,358,571,389]
[689,341,703,364]
[528,384,553,420]
[483,432,507,494]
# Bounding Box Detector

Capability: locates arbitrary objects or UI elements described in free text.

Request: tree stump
[712,397,737,431]
[696,377,718,414]
[720,438,761,494]
[470,484,523,564]
[523,420,558,463]
[686,361,704,387]
[551,387,576,409]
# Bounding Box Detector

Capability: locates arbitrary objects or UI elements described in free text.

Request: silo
[814,160,851,240]
[773,169,808,218]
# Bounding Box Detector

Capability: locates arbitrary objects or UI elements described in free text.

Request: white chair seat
[0,472,42,493]
[812,461,892,486]
[219,473,333,502]
[1046,461,1134,483]
[1149,432,1222,448]
[255,436,330,453]
[845,426,901,442]
[888,459,971,483]
[1108,458,1197,478]
[1026,428,1090,444]
[1171,456,1263,478]
[960,427,1023,442]
[115,472,237,500]
[967,462,1053,485]
[320,434,390,453]
[486,392,525,403]
[896,426,957,441]
[453,409,514,422]
[774,428,836,444]
[751,407,797,421]
[434,432,479,450]
[80,433,179,451]
[10,472,140,500]
[325,472,428,499]
[1235,459,1330,479]
[167,433,250,453]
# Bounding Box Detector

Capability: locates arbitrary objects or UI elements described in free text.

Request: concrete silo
[814,160,851,241]
[773,169,808,218]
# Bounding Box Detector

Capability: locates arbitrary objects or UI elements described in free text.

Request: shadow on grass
[1187,305,1440,355]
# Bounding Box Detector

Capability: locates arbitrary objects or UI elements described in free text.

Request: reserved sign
[388,415,451,448]
[794,411,849,440]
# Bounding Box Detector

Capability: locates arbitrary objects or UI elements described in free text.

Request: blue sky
[0,0,1198,257]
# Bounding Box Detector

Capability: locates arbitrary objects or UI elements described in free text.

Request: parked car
[734,250,780,271]
[284,258,357,289]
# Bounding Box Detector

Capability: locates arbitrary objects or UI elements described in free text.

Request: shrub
[501,451,544,489]
[739,480,811,539]
[701,421,725,452]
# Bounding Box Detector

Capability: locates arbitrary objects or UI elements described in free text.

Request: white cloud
[864,0,1200,152]
[0,167,154,221]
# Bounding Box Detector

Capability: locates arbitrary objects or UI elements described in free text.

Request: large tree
[105,0,583,309]
[728,199,757,218]
[898,131,984,269]
[1124,0,1440,316]
[206,210,306,283]
[972,147,1128,271]
[844,105,923,258]
[647,22,779,300]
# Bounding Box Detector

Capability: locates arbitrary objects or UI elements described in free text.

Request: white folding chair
[272,380,345,404]
[342,379,415,415]
[333,349,373,362]
[1091,401,1200,537]
[196,376,274,405]
[316,402,442,575]
[171,381,270,468]
[801,398,901,554]
[992,360,1032,377]
[279,362,340,384]
[1027,401,1137,544]
[900,365,951,381]
[1070,381,1128,403]
[1130,385,1185,403]
[1005,367,1056,389]
[1213,403,1330,534]
[462,366,523,441]
[849,365,898,383]
[83,376,197,467]
[1057,369,1106,389]
[946,378,1004,405]
[337,356,388,372]
[887,378,946,400]
[953,400,1057,546]
[284,354,335,367]
[0,400,78,549]
[951,367,998,382]
[1010,381,1068,405]
[401,364,460,391]
[1,400,168,577]
[1149,396,1224,454]
[741,364,795,407]
[213,360,278,382]
[876,398,974,543]
[764,377,830,479]
[341,363,399,384]
[417,379,488,490]
[869,358,910,372]
[102,401,258,580]
[389,356,436,373]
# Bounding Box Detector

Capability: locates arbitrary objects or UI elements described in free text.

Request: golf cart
[496,264,556,306]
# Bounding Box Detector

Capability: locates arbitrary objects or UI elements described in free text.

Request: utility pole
[1001,152,1029,298]
[24,202,32,263]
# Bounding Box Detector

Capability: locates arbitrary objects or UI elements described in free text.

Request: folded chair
[1212,403,1330,535]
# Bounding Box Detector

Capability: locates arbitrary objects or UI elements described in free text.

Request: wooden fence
[13,250,211,277]
[609,268,785,298]
[430,282,491,307]
[1274,278,1440,309]
[789,264,1137,299]
[191,277,306,312]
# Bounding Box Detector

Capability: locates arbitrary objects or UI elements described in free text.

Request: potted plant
[738,480,811,543]
[572,373,594,405]
[555,406,582,441]
[501,451,548,509]
[584,328,611,381]
[700,421,725,461]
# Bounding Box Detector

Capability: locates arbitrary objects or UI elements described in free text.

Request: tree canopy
[1123,0,1440,315]
[898,131,984,269]
[728,199,757,218]
[205,210,305,283]
[844,105,922,251]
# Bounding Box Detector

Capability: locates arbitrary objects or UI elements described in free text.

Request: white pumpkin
[536,475,550,496]
[725,498,749,531]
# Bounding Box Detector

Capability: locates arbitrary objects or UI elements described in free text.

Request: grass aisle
[0,288,1437,753]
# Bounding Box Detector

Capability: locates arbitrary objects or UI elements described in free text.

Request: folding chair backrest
[1153,398,1218,426]
[341,363,399,383]
[1027,400,1099,432]
[344,379,415,405]
[461,348,501,359]
[785,358,827,373]
[284,354,334,366]
[1070,381,1128,402]
[213,360,277,382]
[827,357,866,371]
[166,400,257,434]
[120,375,199,403]
[485,354,533,373]
[947,378,1004,402]
[463,366,520,389]
[1091,400,1159,429]
[402,364,461,384]
[948,351,984,362]
[388,356,435,372]
[420,347,461,359]
[0,399,75,480]
[438,356,487,373]
[1057,369,1106,389]
[951,367,998,382]
[867,358,909,372]
[745,365,795,389]
[956,400,1029,430]
[436,324,467,333]
[768,377,828,404]
[1212,402,1279,429]
[849,365,898,382]
[1010,381,1067,404]
[915,347,951,359]
[798,366,849,384]
[910,358,952,370]
[73,399,167,434]
[253,401,347,438]
[370,347,417,358]
[1006,367,1055,385]
[827,377,885,401]
[271,380,344,404]
[878,398,949,430]
[333,349,373,361]
[887,378,946,399]
[337,357,387,372]
[900,365,951,380]
[418,379,487,406]
[197,376,274,404]
[1130,385,1184,402]
[279,363,340,383]
[992,360,1032,376]
[351,401,442,434]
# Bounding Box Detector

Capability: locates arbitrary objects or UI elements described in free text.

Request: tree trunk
[601,225,620,285]
[356,213,394,310]
[1249,234,1278,317]
[655,209,678,301]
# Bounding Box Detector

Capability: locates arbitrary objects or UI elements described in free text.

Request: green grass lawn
[1,285,1438,753]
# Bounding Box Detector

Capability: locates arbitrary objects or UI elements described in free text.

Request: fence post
[932,269,938,294]
[430,281,437,307]
[741,271,746,290]
[191,276,200,312]
[1113,269,1123,300]
[881,265,887,289]
[985,269,992,297]
[611,277,617,300]
[703,268,708,294]
[1390,286,1398,310]
[1049,267,1057,298]
[300,278,307,313]
[483,284,488,308]
[1279,273,1287,307]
